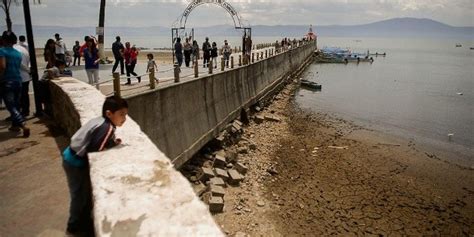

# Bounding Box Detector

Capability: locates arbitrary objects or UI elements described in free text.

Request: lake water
[297,37,474,166]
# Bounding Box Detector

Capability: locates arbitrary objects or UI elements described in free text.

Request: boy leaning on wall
[62,95,128,235]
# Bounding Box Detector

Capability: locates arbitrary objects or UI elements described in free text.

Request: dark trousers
[126,63,140,84]
[20,81,30,116]
[184,50,191,67]
[203,53,210,67]
[73,55,81,66]
[1,81,25,127]
[112,57,124,74]
[176,53,183,67]
[63,161,94,234]
[56,54,65,63]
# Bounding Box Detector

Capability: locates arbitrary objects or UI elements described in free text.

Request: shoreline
[206,78,473,235]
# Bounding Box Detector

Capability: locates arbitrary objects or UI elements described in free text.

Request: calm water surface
[297,37,474,165]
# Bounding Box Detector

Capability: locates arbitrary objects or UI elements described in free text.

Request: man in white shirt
[13,44,31,116]
[18,35,29,51]
[55,33,67,63]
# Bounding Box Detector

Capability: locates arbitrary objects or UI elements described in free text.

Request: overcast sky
[5,0,474,28]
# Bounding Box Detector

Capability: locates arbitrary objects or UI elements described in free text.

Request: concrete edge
[49,78,224,237]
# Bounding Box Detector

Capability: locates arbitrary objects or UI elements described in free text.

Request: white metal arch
[174,0,246,29]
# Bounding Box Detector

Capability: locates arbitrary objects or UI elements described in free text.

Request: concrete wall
[49,78,223,236]
[126,41,317,167]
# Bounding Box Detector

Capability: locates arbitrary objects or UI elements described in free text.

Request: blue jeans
[0,80,25,127]
[63,160,93,233]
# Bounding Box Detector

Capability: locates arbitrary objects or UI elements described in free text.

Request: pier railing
[96,39,315,97]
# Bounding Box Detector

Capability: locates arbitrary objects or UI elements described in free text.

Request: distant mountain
[6,17,474,39]
[314,18,474,39]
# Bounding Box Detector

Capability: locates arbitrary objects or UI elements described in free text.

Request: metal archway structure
[172,0,252,64]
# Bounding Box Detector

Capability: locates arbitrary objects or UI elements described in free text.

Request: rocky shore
[181,76,474,236]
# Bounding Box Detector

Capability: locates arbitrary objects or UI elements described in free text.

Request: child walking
[62,96,128,235]
[146,53,159,84]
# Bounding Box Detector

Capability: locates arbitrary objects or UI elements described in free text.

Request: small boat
[300,79,322,90]
[470,47,474,50]
[456,44,462,47]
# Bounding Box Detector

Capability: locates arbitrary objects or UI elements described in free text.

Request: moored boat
[300,79,322,90]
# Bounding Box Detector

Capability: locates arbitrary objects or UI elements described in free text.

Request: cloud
[5,0,473,27]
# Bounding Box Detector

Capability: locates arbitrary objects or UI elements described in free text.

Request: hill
[6,17,474,39]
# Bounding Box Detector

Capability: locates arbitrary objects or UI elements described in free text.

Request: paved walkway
[0,104,69,236]
[0,46,276,236]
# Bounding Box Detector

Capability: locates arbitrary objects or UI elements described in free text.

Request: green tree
[1,0,41,31]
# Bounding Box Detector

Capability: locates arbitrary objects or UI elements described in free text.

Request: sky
[4,0,474,28]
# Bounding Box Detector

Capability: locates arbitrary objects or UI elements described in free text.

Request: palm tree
[1,0,40,31]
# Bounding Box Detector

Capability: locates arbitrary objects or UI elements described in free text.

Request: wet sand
[212,80,474,236]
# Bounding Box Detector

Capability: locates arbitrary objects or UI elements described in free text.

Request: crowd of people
[173,36,235,69]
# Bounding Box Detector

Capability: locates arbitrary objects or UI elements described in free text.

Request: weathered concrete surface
[50,78,223,236]
[0,104,70,236]
[126,42,317,167]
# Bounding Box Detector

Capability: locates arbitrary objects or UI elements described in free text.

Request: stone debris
[210,185,226,197]
[264,115,281,122]
[234,162,248,174]
[210,177,226,187]
[209,196,224,213]
[228,169,244,185]
[226,151,238,163]
[234,231,247,237]
[214,154,227,167]
[200,167,215,182]
[254,115,265,124]
[215,168,230,180]
[257,200,265,207]
[237,147,248,154]
[192,182,207,196]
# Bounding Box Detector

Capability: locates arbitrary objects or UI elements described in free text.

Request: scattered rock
[192,182,207,196]
[210,185,226,197]
[214,154,227,167]
[209,196,224,213]
[249,143,257,150]
[234,231,247,237]
[234,162,248,174]
[257,200,265,207]
[237,147,248,154]
[199,167,215,182]
[228,169,245,185]
[215,168,230,181]
[210,177,226,187]
[267,167,279,176]
[254,115,265,124]
[226,151,238,163]
[264,115,281,122]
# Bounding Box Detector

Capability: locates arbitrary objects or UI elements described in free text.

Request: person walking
[222,40,232,68]
[0,31,30,137]
[211,42,218,69]
[124,42,140,85]
[111,36,125,75]
[202,37,211,68]
[83,38,100,89]
[44,39,56,69]
[72,41,81,66]
[191,40,200,66]
[13,42,31,117]
[174,37,183,67]
[183,37,192,67]
[54,33,67,63]
[18,35,28,51]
